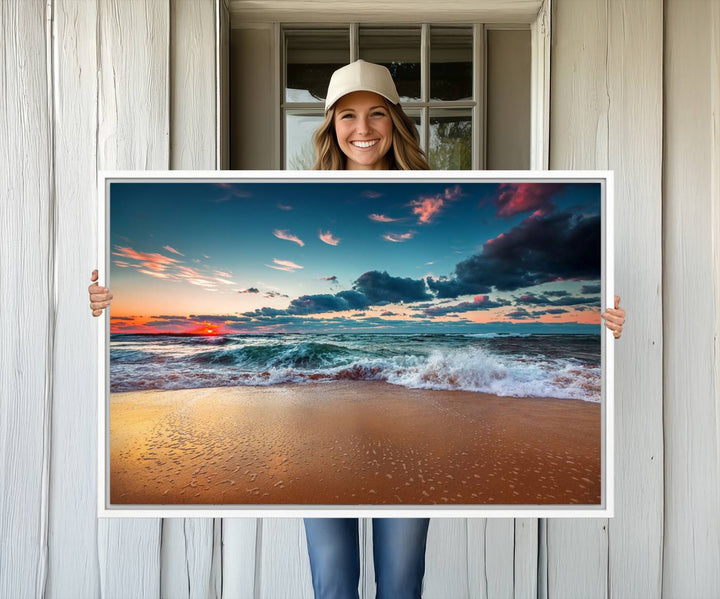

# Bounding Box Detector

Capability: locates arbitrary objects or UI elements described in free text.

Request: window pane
[429,109,472,170]
[430,27,473,101]
[285,112,324,170]
[359,28,421,102]
[286,30,349,103]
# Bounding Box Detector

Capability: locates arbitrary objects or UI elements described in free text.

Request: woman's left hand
[601,295,625,339]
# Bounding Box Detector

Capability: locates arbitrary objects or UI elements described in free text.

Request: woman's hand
[601,295,625,339]
[89,269,113,317]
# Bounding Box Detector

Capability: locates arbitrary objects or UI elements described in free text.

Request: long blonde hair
[312,100,430,171]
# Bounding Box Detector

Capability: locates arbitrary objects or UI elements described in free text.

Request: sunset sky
[109,180,603,335]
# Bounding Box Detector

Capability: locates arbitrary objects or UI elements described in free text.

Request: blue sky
[109,180,602,334]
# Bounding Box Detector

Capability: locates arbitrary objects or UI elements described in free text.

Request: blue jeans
[303,518,430,599]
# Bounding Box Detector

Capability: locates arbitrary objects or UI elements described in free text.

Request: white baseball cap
[324,60,400,112]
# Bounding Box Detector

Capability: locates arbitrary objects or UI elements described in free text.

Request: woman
[88,60,626,598]
[301,60,433,599]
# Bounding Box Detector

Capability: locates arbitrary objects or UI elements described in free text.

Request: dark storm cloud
[335,290,373,309]
[143,319,195,329]
[514,293,600,307]
[239,287,259,294]
[190,314,253,323]
[240,271,430,320]
[531,308,569,316]
[150,315,190,320]
[505,308,532,319]
[225,313,429,331]
[425,277,492,299]
[421,295,511,317]
[544,290,570,297]
[428,211,600,298]
[286,294,357,315]
[353,270,431,304]
[242,289,372,318]
[581,284,601,294]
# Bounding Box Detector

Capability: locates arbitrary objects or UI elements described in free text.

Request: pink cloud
[369,213,400,223]
[112,246,181,267]
[409,185,463,224]
[277,203,292,211]
[319,230,340,246]
[163,245,184,256]
[273,229,305,247]
[112,244,238,291]
[214,183,252,200]
[138,269,169,279]
[266,258,303,272]
[494,183,564,218]
[382,231,415,243]
[187,278,217,288]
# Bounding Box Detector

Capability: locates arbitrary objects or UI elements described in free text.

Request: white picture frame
[97,169,613,519]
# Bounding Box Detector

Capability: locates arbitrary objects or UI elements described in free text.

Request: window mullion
[421,23,430,154]
[474,23,486,170]
[350,23,359,61]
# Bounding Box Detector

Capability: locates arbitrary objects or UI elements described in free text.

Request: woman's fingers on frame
[602,312,624,325]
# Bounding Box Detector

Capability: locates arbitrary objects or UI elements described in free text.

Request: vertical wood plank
[47,0,101,596]
[258,518,314,598]
[0,1,52,597]
[465,519,516,599]
[170,0,216,171]
[663,1,720,595]
[222,519,257,598]
[419,519,469,599]
[606,1,664,597]
[96,0,170,171]
[161,520,217,599]
[96,1,169,596]
[162,1,219,597]
[513,519,538,599]
[547,1,609,595]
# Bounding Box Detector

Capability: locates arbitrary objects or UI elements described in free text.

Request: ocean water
[110,332,602,402]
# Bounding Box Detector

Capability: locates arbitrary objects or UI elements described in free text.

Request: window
[283,25,479,170]
[228,23,531,170]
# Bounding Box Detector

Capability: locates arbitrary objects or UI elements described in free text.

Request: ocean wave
[187,341,359,369]
[111,346,600,402]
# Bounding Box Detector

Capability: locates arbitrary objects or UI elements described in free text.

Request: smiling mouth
[350,139,379,148]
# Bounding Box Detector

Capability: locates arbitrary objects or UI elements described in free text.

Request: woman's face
[333,91,394,170]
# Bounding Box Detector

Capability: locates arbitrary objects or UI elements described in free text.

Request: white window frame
[281,23,491,170]
[229,0,551,171]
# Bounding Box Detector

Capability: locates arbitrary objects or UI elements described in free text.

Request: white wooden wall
[1,0,718,597]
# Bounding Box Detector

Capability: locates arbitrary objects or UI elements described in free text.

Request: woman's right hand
[89,269,113,316]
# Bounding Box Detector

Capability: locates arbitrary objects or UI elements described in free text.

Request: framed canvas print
[97,170,614,518]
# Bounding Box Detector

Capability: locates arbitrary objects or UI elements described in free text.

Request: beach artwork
[104,174,609,514]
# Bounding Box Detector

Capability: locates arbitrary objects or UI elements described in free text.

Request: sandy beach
[109,381,601,506]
